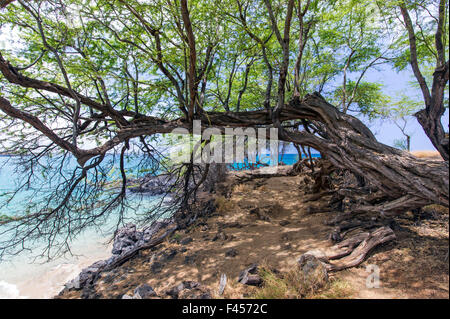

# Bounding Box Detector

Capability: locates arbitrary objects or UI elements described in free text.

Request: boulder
[133,284,157,299]
[111,223,142,255]
[64,260,106,290]
[165,281,211,299]
[297,253,329,287]
[238,264,262,286]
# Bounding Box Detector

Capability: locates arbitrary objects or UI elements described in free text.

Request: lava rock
[180,237,193,245]
[139,219,172,244]
[297,253,329,287]
[183,254,197,265]
[159,249,178,262]
[64,260,106,290]
[212,231,228,241]
[112,223,142,255]
[238,264,262,286]
[165,281,211,299]
[62,220,175,296]
[249,207,271,221]
[128,174,176,195]
[133,284,157,299]
[279,220,290,226]
[225,248,238,257]
[150,261,163,274]
[80,285,98,299]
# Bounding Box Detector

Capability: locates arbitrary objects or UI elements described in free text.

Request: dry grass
[252,266,291,299]
[422,204,449,215]
[233,183,253,194]
[309,279,355,299]
[215,196,236,214]
[410,150,442,159]
[248,264,353,299]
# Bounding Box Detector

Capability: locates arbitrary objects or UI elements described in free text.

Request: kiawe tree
[0,0,448,259]
[378,0,449,160]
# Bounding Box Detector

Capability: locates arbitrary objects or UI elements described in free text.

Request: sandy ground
[410,150,443,160]
[58,166,449,299]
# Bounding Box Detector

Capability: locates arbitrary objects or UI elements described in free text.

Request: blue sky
[1,23,448,153]
[362,66,449,151]
[283,65,449,154]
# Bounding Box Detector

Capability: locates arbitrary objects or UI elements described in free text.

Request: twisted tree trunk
[280,93,449,214]
[1,51,448,214]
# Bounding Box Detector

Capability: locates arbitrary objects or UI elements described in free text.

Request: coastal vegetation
[0,0,448,299]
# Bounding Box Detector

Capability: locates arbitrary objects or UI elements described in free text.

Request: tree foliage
[0,0,448,259]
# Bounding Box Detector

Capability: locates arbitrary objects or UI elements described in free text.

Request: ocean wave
[0,280,28,299]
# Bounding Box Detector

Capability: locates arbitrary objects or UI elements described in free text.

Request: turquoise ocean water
[0,153,319,298]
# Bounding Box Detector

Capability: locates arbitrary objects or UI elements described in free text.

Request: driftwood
[326,232,371,260]
[326,226,396,271]
[301,226,396,272]
[218,274,227,296]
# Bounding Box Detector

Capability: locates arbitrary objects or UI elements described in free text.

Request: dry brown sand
[58,167,449,299]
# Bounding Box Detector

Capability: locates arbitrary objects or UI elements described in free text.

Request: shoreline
[0,238,112,299]
[56,165,449,299]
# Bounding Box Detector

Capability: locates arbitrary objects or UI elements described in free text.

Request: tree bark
[301,226,396,272]
[400,3,449,161]
[0,50,448,213]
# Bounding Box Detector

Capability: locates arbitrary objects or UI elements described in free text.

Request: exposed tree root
[301,226,396,272]
[325,226,396,271]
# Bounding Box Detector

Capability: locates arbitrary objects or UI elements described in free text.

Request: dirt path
[58,167,449,299]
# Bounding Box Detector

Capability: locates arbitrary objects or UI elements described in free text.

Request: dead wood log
[218,274,227,296]
[325,226,396,272]
[326,232,370,260]
[300,226,395,272]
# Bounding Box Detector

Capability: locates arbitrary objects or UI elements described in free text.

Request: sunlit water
[0,155,165,298]
[0,153,317,298]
